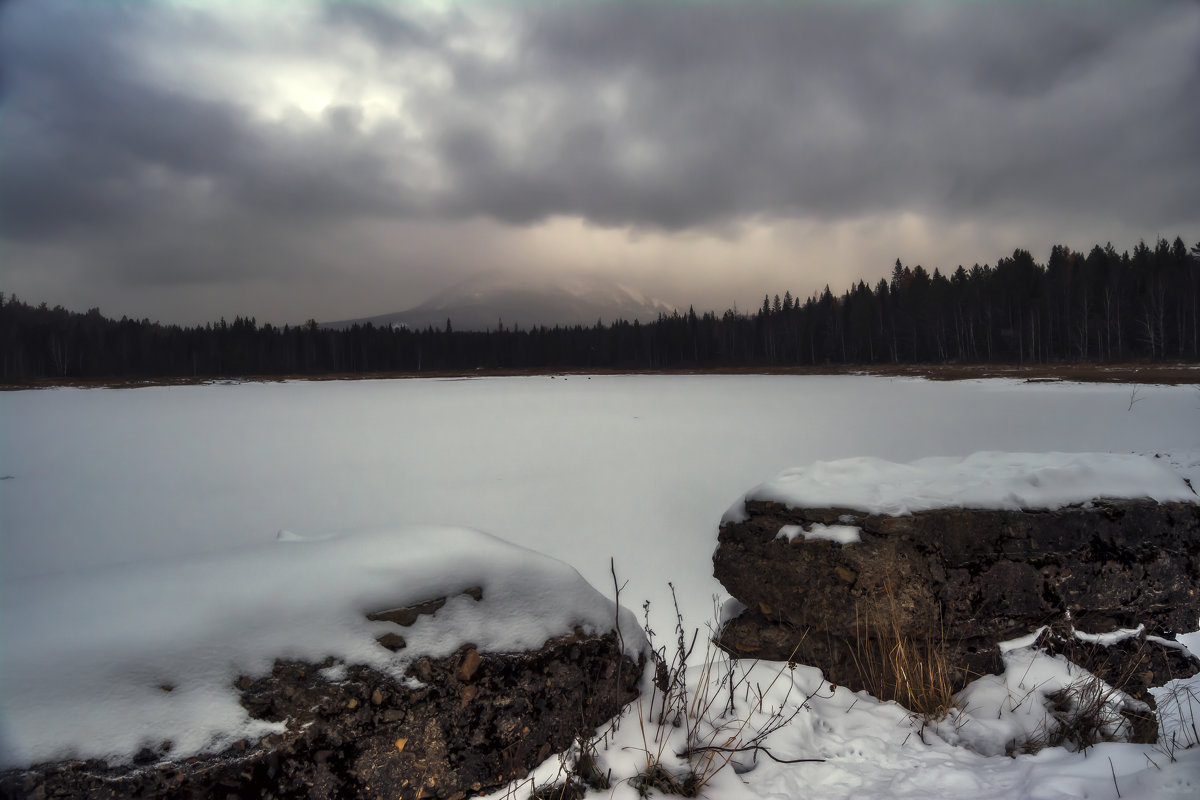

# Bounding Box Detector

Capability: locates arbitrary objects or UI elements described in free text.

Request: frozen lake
[3,374,1197,626]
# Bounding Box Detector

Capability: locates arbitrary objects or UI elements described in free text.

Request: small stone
[376,632,407,652]
[395,737,407,753]
[347,698,359,709]
[368,597,447,627]
[412,659,434,683]
[457,648,482,682]
[371,688,384,705]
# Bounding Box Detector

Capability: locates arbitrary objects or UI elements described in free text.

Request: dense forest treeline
[3,237,1198,380]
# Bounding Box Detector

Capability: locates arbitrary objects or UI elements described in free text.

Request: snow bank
[0,526,642,770]
[494,648,1200,800]
[948,646,1149,757]
[724,451,1196,522]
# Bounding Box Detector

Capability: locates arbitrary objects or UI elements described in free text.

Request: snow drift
[723,451,1198,523]
[0,526,643,769]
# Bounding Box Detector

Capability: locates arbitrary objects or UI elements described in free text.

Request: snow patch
[945,646,1147,757]
[1074,624,1145,646]
[719,597,748,626]
[999,625,1049,653]
[776,523,862,544]
[1147,634,1194,653]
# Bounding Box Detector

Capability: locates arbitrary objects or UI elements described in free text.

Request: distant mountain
[322,273,676,331]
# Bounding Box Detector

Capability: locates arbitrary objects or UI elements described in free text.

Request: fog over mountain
[322,273,675,332]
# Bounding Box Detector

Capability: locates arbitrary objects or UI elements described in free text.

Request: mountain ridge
[322,273,676,331]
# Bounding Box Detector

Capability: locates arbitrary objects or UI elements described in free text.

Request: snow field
[2,375,1199,797]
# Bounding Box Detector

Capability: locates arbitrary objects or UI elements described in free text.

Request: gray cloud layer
[1,0,1196,321]
[427,0,1200,228]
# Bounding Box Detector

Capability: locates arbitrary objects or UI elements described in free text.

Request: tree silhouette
[1,236,1197,381]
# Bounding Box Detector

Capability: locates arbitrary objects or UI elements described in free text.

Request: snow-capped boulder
[0,528,646,800]
[713,453,1200,730]
[3,631,639,800]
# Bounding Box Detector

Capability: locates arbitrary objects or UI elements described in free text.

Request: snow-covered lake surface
[2,375,1199,797]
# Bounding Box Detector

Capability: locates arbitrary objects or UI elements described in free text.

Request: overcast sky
[1,0,1197,325]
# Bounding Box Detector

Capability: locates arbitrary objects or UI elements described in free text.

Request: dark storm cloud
[415,0,1200,229]
[0,29,242,238]
[0,0,419,249]
[0,0,1196,308]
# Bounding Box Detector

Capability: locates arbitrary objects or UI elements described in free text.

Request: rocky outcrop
[1,628,642,800]
[714,499,1200,711]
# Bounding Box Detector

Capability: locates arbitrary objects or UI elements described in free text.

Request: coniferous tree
[2,236,1197,379]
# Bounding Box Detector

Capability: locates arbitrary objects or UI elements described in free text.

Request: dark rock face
[1,631,642,800]
[714,499,1200,710]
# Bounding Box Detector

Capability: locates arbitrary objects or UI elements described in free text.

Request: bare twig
[610,556,627,735]
[678,743,826,765]
[629,589,829,796]
[1127,384,1143,411]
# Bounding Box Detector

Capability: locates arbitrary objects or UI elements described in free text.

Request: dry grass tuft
[849,594,955,720]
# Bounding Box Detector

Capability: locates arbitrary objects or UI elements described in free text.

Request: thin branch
[679,743,825,765]
[1127,384,1143,411]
